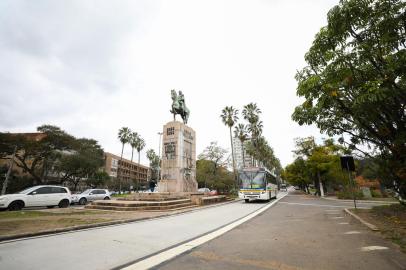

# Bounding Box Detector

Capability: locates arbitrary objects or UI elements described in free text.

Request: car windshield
[81,189,91,194]
[239,171,266,189]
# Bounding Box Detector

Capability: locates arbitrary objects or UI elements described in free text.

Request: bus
[238,167,278,202]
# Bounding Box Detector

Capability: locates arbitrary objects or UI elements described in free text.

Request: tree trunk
[119,143,124,194]
[241,140,245,168]
[137,151,141,192]
[131,147,134,163]
[229,127,237,188]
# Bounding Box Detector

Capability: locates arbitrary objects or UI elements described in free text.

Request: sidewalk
[322,196,399,204]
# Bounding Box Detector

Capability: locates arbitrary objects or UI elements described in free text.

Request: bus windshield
[239,171,266,189]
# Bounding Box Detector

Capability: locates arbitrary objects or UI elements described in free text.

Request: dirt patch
[354,204,406,252]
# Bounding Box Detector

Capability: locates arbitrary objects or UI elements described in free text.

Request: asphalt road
[0,196,279,270]
[156,191,406,270]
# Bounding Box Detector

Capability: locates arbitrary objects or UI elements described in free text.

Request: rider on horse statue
[170,89,190,124]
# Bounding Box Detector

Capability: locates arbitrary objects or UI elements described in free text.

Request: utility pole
[2,146,17,195]
[157,132,163,183]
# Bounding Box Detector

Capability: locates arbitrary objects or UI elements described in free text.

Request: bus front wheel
[245,199,249,203]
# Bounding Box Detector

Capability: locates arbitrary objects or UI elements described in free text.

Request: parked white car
[0,185,72,211]
[71,189,111,205]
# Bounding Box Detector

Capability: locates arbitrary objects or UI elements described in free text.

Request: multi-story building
[103,152,149,189]
[232,137,253,169]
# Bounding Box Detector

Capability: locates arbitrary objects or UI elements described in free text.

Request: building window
[167,127,175,135]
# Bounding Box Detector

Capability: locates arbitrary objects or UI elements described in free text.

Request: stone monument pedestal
[158,121,197,193]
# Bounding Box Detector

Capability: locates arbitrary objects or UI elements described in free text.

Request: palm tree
[129,132,139,163]
[243,103,262,166]
[135,137,145,191]
[242,103,261,125]
[117,127,131,193]
[136,137,146,165]
[220,106,239,184]
[234,123,248,168]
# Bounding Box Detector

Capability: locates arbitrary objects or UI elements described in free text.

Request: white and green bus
[238,167,278,202]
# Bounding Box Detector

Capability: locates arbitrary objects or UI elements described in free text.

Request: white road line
[121,193,288,270]
[344,231,361,234]
[330,217,344,219]
[361,246,388,251]
[338,222,349,225]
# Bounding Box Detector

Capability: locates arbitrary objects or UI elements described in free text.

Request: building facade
[232,137,253,170]
[103,152,149,189]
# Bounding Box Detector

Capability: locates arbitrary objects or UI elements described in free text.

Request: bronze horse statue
[170,89,190,124]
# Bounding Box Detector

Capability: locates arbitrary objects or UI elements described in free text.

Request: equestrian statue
[170,89,190,124]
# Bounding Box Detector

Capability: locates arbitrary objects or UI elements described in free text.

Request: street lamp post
[157,132,163,182]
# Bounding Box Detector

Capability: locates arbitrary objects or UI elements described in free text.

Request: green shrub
[371,189,382,198]
[337,189,364,199]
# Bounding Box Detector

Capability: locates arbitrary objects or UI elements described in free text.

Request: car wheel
[46,206,55,209]
[78,198,87,205]
[245,199,249,203]
[8,201,24,211]
[58,199,70,208]
[103,197,110,200]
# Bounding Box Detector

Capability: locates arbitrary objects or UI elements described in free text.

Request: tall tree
[129,132,139,163]
[198,142,228,175]
[136,137,146,165]
[0,125,75,184]
[243,103,262,166]
[146,149,159,181]
[292,0,406,199]
[117,127,131,193]
[53,138,105,191]
[220,106,239,182]
[234,123,248,168]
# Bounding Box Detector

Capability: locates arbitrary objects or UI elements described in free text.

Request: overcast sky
[0,0,339,166]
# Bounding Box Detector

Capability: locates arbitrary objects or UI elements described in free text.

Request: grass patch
[0,210,104,219]
[0,211,60,219]
[355,204,406,252]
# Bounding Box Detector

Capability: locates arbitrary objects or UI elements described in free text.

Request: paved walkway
[157,191,406,270]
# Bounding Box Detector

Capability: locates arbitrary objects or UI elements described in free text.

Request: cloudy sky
[0,0,338,166]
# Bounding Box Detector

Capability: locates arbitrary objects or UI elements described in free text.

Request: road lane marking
[344,231,361,234]
[338,222,349,225]
[120,193,288,270]
[330,217,344,219]
[361,246,388,251]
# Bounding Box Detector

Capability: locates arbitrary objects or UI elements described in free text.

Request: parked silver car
[71,189,111,205]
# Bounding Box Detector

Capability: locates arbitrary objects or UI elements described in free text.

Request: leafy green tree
[53,138,105,191]
[220,106,239,183]
[282,158,312,193]
[0,125,75,184]
[196,159,233,192]
[198,142,228,175]
[292,0,406,198]
[146,149,160,181]
[290,137,349,195]
[87,171,110,188]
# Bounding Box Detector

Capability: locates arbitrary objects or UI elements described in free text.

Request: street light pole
[157,132,163,183]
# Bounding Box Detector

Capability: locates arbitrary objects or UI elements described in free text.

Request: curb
[322,197,398,204]
[0,198,242,243]
[344,208,379,231]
